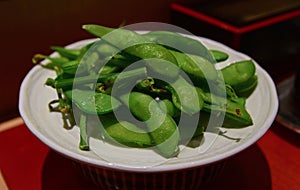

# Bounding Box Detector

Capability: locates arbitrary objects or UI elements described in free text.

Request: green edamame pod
[33,54,69,73]
[51,46,81,60]
[46,67,147,90]
[61,60,86,75]
[98,64,120,75]
[100,114,154,148]
[179,111,208,144]
[103,67,148,93]
[196,87,253,128]
[134,78,170,100]
[45,72,116,89]
[32,54,69,65]
[221,60,255,85]
[221,60,257,97]
[122,92,180,157]
[82,24,148,46]
[126,43,179,80]
[78,41,96,60]
[217,98,253,128]
[71,41,129,75]
[94,40,137,68]
[209,50,229,62]
[80,51,100,74]
[93,41,138,69]
[107,53,137,69]
[64,89,121,114]
[82,24,179,81]
[169,50,218,83]
[39,62,61,72]
[95,41,119,56]
[158,99,180,118]
[196,111,210,135]
[143,30,215,63]
[166,75,203,115]
[234,75,258,97]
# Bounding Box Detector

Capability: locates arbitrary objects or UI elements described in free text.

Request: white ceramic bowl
[19,36,278,189]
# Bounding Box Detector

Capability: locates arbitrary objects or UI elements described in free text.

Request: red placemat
[0,123,98,190]
[0,121,299,190]
[0,124,49,190]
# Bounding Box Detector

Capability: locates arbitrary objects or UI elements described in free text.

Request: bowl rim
[19,35,278,172]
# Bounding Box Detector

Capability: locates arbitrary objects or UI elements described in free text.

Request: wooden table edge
[0,117,24,133]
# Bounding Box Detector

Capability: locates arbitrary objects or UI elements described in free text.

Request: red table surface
[0,120,299,190]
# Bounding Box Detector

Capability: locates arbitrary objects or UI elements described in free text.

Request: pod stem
[79,113,89,150]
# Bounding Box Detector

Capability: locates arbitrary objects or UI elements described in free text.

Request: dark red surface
[0,121,299,190]
[170,2,300,51]
[170,3,300,34]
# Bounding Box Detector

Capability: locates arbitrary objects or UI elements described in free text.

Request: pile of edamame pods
[33,24,258,158]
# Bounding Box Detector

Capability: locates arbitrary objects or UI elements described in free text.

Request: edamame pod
[77,41,96,60]
[126,43,179,81]
[169,50,218,83]
[46,67,147,90]
[94,41,138,69]
[98,64,120,75]
[51,46,81,60]
[216,98,253,128]
[45,72,116,89]
[221,60,255,86]
[64,89,122,114]
[166,75,203,115]
[82,24,148,46]
[82,24,180,81]
[158,99,180,118]
[234,75,258,97]
[209,50,229,62]
[178,111,208,144]
[122,92,180,157]
[221,60,257,97]
[107,53,137,69]
[32,54,69,65]
[196,87,253,128]
[143,30,215,63]
[100,114,154,148]
[61,60,85,75]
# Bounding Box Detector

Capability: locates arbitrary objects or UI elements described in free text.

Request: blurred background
[1,0,300,122]
[0,0,183,122]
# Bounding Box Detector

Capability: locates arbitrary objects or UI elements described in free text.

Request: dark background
[1,0,300,122]
[0,0,192,122]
